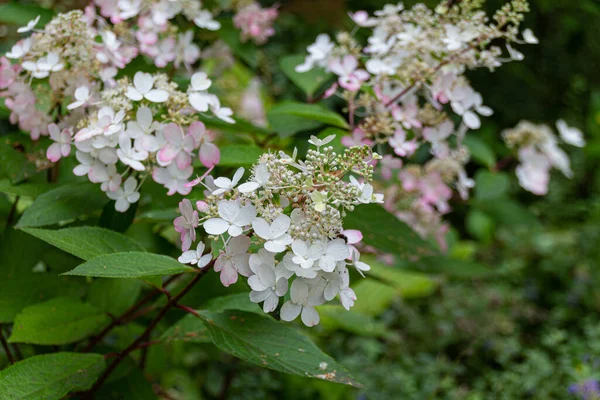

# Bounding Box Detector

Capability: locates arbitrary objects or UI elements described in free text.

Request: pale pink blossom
[46,124,72,162]
[174,199,199,252]
[328,55,369,92]
[188,121,220,167]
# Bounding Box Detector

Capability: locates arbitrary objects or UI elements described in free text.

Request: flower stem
[84,265,213,397]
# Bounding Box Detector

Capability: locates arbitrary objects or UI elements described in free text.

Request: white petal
[238,182,260,193]
[228,224,243,237]
[251,218,272,240]
[178,251,199,264]
[125,87,143,101]
[144,89,169,103]
[290,279,309,304]
[203,218,229,235]
[270,214,291,238]
[280,301,302,322]
[301,306,320,327]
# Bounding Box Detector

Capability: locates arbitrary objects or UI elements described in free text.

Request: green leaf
[197,114,272,136]
[280,55,333,97]
[0,179,54,198]
[87,279,143,316]
[0,135,39,183]
[218,19,258,68]
[96,367,156,400]
[344,204,437,259]
[474,170,510,201]
[0,274,83,323]
[0,352,105,400]
[100,200,138,233]
[0,2,55,27]
[197,310,362,387]
[203,292,262,313]
[160,293,260,344]
[63,252,194,278]
[22,227,146,261]
[466,209,495,242]
[219,145,263,166]
[350,280,397,316]
[398,256,492,278]
[318,306,389,337]
[16,183,107,228]
[160,314,210,344]
[464,134,496,168]
[475,197,540,227]
[364,256,438,299]
[268,102,348,138]
[9,297,110,345]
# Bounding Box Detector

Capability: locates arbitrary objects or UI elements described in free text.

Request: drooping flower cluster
[294,1,582,248]
[233,1,279,45]
[503,120,584,195]
[175,135,383,326]
[1,9,236,211]
[92,0,220,69]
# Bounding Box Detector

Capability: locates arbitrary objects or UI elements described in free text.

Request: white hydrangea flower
[280,279,325,327]
[248,250,291,312]
[556,120,585,148]
[17,15,40,33]
[67,86,92,110]
[251,214,293,253]
[211,167,244,195]
[204,200,256,237]
[214,235,252,287]
[126,72,169,103]
[238,163,270,193]
[178,242,212,268]
[318,239,350,273]
[106,176,140,212]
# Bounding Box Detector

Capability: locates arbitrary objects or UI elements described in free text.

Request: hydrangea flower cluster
[295,1,582,247]
[175,136,383,326]
[92,0,220,69]
[233,1,279,45]
[503,120,585,195]
[1,10,234,211]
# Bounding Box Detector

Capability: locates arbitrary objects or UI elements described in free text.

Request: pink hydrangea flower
[187,121,220,168]
[233,3,278,45]
[389,128,418,157]
[157,123,195,169]
[174,199,199,252]
[328,55,370,92]
[46,124,72,162]
[341,127,373,147]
